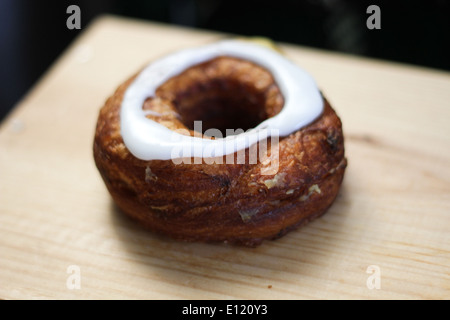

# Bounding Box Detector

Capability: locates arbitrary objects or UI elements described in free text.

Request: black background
[0,0,449,121]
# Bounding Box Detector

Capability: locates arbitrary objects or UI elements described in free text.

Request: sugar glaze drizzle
[120,40,323,160]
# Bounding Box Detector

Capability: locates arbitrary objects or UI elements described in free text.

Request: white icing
[120,39,323,160]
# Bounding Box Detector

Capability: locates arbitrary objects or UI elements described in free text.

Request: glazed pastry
[94,39,346,246]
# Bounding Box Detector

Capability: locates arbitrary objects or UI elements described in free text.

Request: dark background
[0,0,449,121]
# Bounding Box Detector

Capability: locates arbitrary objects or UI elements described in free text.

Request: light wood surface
[1,15,449,300]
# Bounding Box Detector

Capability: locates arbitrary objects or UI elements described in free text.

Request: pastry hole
[175,79,268,137]
[158,57,284,138]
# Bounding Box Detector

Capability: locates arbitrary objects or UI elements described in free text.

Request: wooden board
[1,15,449,300]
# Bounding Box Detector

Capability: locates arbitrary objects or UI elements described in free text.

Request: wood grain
[0,15,449,300]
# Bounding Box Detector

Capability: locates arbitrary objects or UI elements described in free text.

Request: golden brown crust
[94,56,347,246]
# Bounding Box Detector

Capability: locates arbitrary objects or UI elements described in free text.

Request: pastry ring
[94,39,347,246]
